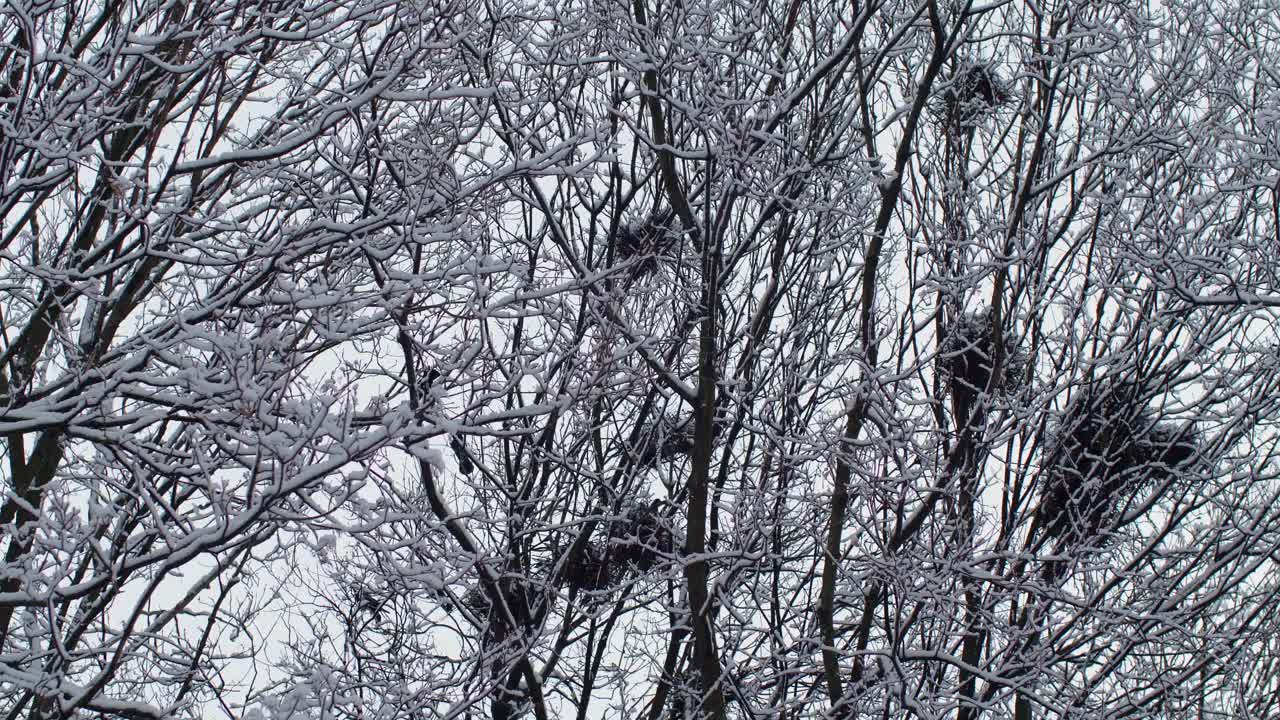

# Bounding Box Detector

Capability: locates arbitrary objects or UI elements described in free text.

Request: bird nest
[563,540,617,594]
[936,62,1012,129]
[613,211,681,277]
[1036,380,1199,542]
[607,501,677,573]
[561,501,678,593]
[631,413,696,467]
[630,408,731,469]
[456,576,538,635]
[939,310,1027,400]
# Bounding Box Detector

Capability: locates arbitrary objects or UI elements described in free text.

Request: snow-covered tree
[5,0,1280,718]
